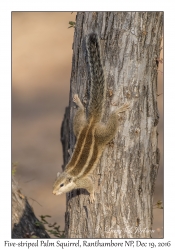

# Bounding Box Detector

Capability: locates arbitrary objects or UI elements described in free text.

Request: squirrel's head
[52,172,76,195]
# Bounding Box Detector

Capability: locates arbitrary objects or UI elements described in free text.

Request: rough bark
[61,12,163,238]
[12,177,50,238]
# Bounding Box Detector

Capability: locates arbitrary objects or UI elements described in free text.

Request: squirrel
[53,33,129,202]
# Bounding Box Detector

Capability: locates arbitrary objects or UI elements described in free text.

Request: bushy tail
[86,33,106,123]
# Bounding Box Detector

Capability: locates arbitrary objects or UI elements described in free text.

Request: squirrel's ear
[68,177,72,182]
[57,172,61,177]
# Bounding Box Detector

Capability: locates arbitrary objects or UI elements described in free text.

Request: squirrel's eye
[60,184,64,187]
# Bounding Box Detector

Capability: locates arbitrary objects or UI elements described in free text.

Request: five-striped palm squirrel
[53,33,129,202]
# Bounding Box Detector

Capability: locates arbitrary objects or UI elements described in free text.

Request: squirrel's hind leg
[95,102,129,145]
[73,94,87,137]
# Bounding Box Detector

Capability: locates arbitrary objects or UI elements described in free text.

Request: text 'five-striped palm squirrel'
[53,33,129,202]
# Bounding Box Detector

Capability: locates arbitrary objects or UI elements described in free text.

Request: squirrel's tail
[86,33,106,123]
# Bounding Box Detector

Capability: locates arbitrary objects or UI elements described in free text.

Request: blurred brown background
[12,12,163,238]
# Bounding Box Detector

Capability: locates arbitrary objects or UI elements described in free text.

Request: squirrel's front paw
[89,192,95,203]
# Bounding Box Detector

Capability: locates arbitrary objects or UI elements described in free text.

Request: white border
[0,0,174,248]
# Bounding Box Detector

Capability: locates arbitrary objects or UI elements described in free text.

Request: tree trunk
[12,177,50,238]
[61,11,163,238]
